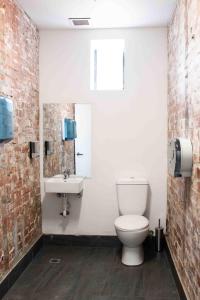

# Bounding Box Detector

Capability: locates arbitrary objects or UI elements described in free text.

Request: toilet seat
[115,215,149,232]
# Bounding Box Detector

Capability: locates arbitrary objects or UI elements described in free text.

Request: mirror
[43,103,91,178]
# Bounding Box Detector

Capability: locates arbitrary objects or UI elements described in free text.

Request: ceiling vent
[69,18,91,26]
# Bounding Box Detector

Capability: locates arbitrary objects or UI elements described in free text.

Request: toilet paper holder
[168,138,193,177]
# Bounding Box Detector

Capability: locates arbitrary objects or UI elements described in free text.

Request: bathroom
[0,0,199,299]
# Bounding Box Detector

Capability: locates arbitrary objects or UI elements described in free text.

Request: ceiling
[17,0,177,29]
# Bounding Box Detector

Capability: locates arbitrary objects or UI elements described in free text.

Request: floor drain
[49,258,61,264]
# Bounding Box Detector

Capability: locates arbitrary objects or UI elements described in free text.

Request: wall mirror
[43,103,91,178]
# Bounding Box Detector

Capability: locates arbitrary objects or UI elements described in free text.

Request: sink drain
[49,258,61,264]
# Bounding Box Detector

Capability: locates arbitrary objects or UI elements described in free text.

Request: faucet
[63,168,71,180]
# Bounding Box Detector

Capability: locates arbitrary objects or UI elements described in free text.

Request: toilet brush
[155,219,164,252]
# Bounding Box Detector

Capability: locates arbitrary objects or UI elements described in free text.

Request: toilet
[114,177,149,266]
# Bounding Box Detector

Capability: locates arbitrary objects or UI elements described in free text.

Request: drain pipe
[57,194,70,217]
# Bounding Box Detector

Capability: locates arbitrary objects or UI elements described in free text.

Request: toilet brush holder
[155,219,164,252]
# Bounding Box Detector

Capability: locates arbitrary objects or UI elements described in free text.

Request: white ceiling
[17,0,177,29]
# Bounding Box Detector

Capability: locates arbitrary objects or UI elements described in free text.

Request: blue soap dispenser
[62,118,77,141]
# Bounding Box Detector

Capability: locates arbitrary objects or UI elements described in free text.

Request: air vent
[69,18,91,26]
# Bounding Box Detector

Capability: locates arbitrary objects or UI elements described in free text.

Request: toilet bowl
[115,215,149,266]
[115,177,149,266]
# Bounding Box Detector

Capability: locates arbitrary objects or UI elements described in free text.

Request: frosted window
[90,39,125,90]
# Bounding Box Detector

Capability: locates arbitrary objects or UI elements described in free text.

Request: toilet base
[121,245,144,266]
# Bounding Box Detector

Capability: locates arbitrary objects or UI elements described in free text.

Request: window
[90,39,125,91]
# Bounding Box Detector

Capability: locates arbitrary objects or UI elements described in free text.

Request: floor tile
[2,245,180,300]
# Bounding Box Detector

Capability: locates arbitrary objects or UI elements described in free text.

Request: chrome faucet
[63,168,71,180]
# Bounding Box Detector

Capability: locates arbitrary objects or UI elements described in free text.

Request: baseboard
[164,237,187,300]
[0,236,43,299]
[43,234,121,248]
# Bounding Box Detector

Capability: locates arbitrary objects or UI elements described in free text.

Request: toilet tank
[116,177,149,215]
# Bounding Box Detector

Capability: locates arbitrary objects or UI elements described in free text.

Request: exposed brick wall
[43,103,75,177]
[167,0,200,299]
[0,0,41,280]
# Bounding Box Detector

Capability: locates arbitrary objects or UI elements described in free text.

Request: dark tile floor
[3,244,180,300]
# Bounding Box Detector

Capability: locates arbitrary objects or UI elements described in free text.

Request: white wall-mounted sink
[44,175,84,194]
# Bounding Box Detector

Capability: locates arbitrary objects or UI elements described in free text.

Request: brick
[167,0,200,299]
[0,0,41,281]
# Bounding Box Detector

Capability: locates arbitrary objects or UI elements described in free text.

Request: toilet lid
[115,215,149,231]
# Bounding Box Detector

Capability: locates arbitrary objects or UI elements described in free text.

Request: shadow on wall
[42,193,83,232]
[145,185,152,226]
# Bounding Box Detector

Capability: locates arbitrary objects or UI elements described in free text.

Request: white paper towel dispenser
[168,138,193,177]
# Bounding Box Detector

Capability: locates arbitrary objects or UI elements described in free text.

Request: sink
[44,175,84,194]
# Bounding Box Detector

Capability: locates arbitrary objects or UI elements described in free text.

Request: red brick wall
[0,0,41,280]
[167,0,200,299]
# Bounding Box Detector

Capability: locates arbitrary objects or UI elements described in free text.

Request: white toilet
[114,177,149,266]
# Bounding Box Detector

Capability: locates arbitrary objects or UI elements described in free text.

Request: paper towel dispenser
[168,138,193,177]
[0,96,13,142]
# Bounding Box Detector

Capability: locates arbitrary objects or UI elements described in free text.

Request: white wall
[40,28,167,235]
